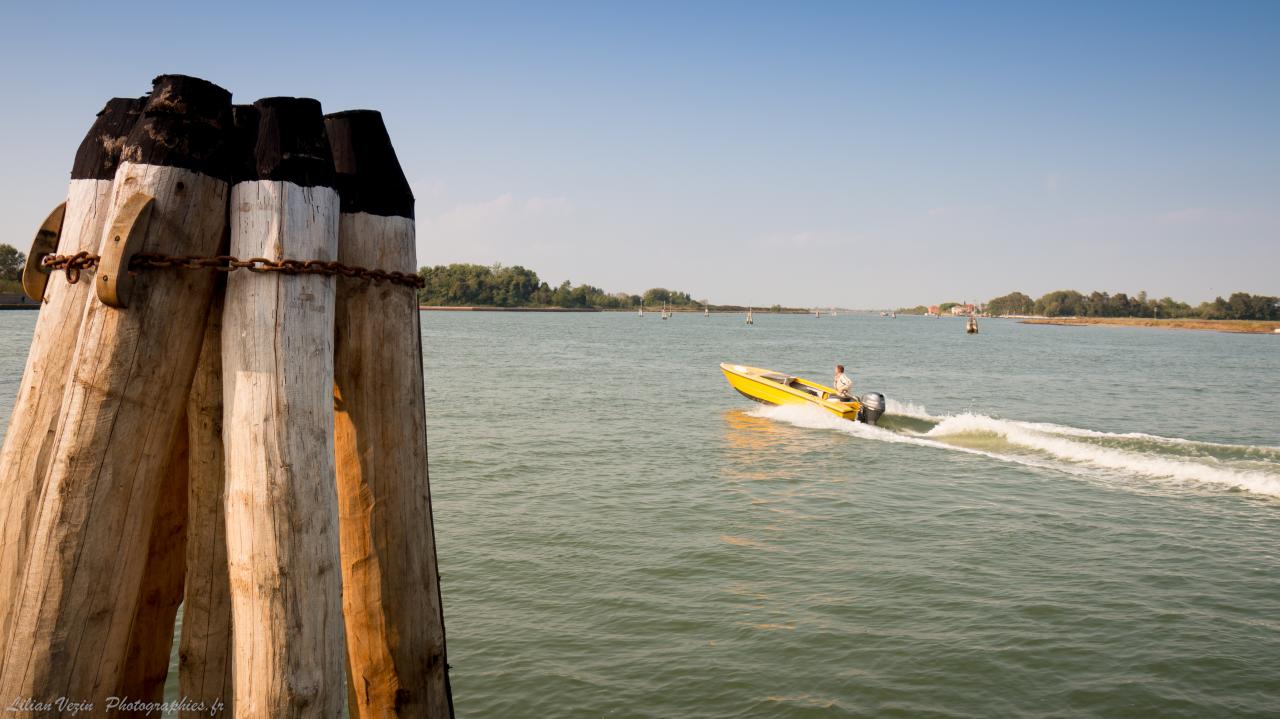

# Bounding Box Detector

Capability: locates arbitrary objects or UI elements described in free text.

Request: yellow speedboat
[720,363,886,424]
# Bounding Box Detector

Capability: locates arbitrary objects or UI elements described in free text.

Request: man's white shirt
[834,373,853,396]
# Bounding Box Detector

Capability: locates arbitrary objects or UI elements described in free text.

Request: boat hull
[720,363,861,421]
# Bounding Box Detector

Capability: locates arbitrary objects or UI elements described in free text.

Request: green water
[1,312,1277,717]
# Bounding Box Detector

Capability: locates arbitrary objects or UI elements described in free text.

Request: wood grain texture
[0,179,114,648]
[222,180,345,718]
[335,212,453,718]
[0,162,228,705]
[180,292,234,717]
[117,421,189,713]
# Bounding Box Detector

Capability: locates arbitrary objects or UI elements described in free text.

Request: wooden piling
[117,423,190,712]
[0,97,141,647]
[222,97,346,717]
[327,109,454,718]
[177,108,251,718]
[0,75,232,703]
[179,258,235,719]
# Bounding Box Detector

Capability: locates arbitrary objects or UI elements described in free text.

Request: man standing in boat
[833,364,853,398]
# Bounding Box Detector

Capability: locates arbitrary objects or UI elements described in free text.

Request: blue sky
[1,1,1276,307]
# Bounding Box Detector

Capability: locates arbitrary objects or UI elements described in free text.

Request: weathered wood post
[0,75,232,702]
[179,283,234,718]
[0,96,141,646]
[177,105,254,718]
[222,97,346,716]
[117,424,189,710]
[124,112,245,713]
[327,110,454,718]
[176,105,255,718]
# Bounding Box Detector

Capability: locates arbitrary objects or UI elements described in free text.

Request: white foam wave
[925,414,1280,497]
[1009,419,1280,453]
[885,398,939,420]
[885,398,1275,453]
[747,405,1073,475]
[747,404,1280,499]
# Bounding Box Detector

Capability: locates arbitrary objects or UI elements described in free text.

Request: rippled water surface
[1,311,1277,718]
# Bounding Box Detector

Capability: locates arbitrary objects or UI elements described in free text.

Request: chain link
[40,252,425,289]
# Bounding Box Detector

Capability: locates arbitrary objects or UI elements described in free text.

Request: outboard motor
[859,392,886,425]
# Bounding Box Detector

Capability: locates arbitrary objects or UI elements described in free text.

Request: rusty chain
[40,251,425,289]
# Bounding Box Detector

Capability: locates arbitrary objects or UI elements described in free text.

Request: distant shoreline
[1019,317,1280,334]
[418,306,600,312]
[2,304,813,315]
[417,305,813,314]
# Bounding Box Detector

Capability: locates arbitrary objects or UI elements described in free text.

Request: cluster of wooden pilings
[0,75,452,717]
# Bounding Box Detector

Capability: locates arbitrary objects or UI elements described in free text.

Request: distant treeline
[900,290,1279,321]
[897,302,965,315]
[417,262,799,311]
[1,245,805,312]
[0,243,23,294]
[987,290,1278,320]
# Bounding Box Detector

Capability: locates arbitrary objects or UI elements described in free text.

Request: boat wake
[746,401,1280,499]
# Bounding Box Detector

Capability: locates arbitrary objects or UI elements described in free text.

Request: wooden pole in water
[177,106,253,719]
[0,75,232,702]
[177,110,252,715]
[326,110,454,718]
[222,97,346,717]
[0,97,141,647]
[116,423,190,712]
[179,284,234,718]
[126,122,241,716]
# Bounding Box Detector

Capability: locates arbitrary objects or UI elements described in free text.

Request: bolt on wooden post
[327,110,454,718]
[0,96,141,648]
[0,75,232,703]
[222,97,346,717]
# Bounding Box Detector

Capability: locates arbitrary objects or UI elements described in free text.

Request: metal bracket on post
[22,203,67,302]
[96,193,154,309]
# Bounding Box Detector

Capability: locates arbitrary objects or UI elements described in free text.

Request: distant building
[950,303,975,316]
[927,305,940,316]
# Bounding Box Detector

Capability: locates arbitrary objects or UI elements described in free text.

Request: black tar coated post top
[228,104,260,185]
[119,75,234,179]
[71,76,416,210]
[239,97,336,189]
[71,97,144,181]
[325,110,415,220]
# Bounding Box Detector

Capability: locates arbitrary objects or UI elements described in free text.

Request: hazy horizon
[1,2,1276,307]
